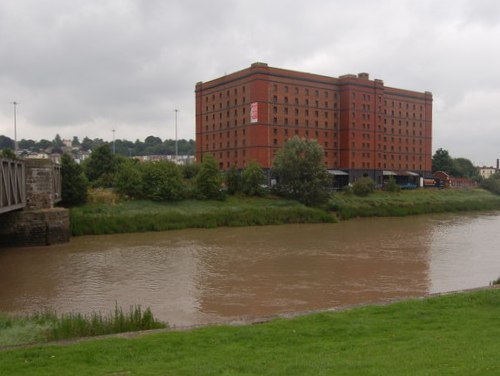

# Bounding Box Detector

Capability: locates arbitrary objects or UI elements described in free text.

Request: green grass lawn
[2,289,500,375]
[329,188,500,219]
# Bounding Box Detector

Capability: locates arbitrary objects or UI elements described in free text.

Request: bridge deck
[0,158,26,214]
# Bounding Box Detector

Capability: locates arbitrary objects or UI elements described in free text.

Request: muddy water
[1,212,500,327]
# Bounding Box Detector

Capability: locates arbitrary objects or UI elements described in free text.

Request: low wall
[0,208,70,247]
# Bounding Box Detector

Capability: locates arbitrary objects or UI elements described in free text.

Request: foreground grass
[0,306,166,347]
[70,196,337,236]
[2,289,500,375]
[329,188,500,219]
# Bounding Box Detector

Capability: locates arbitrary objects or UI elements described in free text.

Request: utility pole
[12,101,18,155]
[174,109,178,161]
[112,129,116,154]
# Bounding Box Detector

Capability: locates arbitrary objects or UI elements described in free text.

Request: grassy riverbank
[2,288,500,375]
[69,196,337,236]
[329,188,500,219]
[69,189,500,236]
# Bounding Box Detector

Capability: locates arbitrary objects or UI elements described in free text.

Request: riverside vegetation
[0,305,166,347]
[69,188,500,236]
[59,139,500,235]
[2,288,500,375]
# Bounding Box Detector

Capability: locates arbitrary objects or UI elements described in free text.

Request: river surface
[1,212,500,327]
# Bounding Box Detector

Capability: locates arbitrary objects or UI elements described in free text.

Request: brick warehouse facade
[195,62,432,185]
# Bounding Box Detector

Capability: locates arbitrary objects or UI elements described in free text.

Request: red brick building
[195,62,432,185]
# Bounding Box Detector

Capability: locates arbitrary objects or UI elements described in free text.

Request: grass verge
[328,188,500,219]
[69,189,500,236]
[0,305,166,347]
[69,196,337,236]
[2,289,500,375]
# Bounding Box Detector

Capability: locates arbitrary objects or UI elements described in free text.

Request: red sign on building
[250,102,258,123]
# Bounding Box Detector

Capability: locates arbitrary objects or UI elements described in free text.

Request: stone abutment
[0,159,69,247]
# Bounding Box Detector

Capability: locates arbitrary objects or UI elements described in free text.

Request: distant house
[133,155,195,165]
[24,151,50,159]
[478,166,498,179]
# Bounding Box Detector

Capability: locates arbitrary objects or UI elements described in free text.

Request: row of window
[204,87,247,103]
[272,85,336,99]
[272,96,338,108]
[205,97,247,111]
[272,118,335,128]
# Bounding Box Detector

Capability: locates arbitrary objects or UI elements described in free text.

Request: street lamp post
[12,101,18,155]
[174,109,178,161]
[112,129,116,154]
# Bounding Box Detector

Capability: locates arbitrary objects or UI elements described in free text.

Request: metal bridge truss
[0,158,26,214]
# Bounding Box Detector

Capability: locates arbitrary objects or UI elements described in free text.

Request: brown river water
[1,212,500,327]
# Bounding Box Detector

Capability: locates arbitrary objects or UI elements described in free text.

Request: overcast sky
[1,0,499,165]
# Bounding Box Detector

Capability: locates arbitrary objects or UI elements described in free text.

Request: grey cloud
[0,0,499,163]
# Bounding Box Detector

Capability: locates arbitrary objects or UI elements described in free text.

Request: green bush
[225,164,242,195]
[114,159,143,198]
[384,176,401,192]
[241,161,266,196]
[83,144,118,188]
[0,149,16,158]
[481,176,500,195]
[142,161,185,201]
[196,154,224,200]
[61,153,88,206]
[352,177,375,197]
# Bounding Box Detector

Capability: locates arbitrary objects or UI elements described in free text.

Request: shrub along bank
[2,288,500,375]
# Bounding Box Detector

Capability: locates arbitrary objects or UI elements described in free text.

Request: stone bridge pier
[0,159,70,247]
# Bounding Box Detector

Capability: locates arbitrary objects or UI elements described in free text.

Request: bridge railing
[0,157,26,214]
[53,163,62,203]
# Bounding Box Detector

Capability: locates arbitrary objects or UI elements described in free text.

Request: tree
[84,143,117,187]
[53,134,64,148]
[36,139,52,151]
[18,139,36,150]
[181,163,200,180]
[72,136,80,147]
[241,161,266,196]
[60,153,88,206]
[1,149,16,158]
[114,159,143,198]
[432,148,454,174]
[0,135,15,150]
[272,136,331,206]
[196,154,223,200]
[141,161,185,201]
[81,137,93,151]
[452,158,478,179]
[225,165,241,195]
